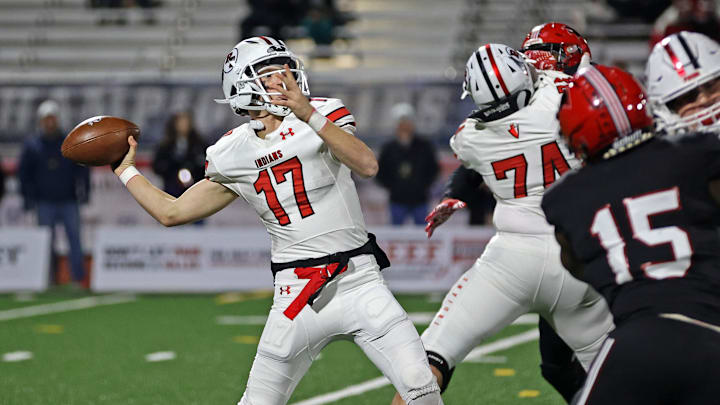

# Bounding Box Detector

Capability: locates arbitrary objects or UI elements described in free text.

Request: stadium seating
[0,0,657,82]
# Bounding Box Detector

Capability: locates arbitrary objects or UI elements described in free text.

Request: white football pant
[238,253,443,405]
[423,232,614,371]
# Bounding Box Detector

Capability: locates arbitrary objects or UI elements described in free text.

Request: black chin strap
[470,89,532,122]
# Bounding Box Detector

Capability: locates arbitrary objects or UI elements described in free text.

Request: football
[61,116,140,166]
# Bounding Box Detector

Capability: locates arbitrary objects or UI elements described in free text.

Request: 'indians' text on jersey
[205,98,367,263]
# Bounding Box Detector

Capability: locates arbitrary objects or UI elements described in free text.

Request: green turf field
[0,290,565,405]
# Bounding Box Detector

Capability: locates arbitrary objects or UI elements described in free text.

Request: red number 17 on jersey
[254,156,315,225]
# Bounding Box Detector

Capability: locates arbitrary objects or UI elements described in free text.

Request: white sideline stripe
[472,355,507,364]
[216,312,539,326]
[464,328,540,362]
[0,294,136,321]
[290,328,539,405]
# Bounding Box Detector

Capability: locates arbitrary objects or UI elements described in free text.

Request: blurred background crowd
[1,0,718,286]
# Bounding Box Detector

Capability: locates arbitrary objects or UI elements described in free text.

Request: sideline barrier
[0,228,51,292]
[91,226,495,293]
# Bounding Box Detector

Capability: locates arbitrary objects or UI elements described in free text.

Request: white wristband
[307,110,329,133]
[119,166,141,186]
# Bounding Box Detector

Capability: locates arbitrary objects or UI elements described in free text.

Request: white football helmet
[462,44,535,122]
[214,36,310,117]
[645,31,720,135]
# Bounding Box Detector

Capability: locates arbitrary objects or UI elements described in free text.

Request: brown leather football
[61,116,140,166]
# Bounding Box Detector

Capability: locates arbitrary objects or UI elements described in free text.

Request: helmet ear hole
[516,89,531,108]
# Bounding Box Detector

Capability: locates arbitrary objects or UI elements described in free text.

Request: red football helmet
[521,22,591,74]
[558,65,654,161]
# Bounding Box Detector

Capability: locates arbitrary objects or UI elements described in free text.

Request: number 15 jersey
[205,98,368,263]
[450,70,580,234]
[542,134,720,326]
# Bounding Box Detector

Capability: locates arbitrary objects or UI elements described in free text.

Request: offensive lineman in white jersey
[112,36,443,405]
[392,44,614,404]
[420,24,597,403]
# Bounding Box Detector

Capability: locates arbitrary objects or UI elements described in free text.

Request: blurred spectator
[152,111,208,198]
[650,0,720,47]
[89,0,161,25]
[377,103,439,225]
[239,0,304,41]
[18,100,90,287]
[303,2,336,48]
[605,0,671,23]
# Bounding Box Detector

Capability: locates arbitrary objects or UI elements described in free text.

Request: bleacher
[0,0,468,83]
[0,0,661,84]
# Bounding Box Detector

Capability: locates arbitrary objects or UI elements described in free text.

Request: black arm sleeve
[444,165,483,202]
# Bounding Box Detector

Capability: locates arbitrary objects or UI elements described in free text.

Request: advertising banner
[92,227,273,292]
[0,228,51,292]
[375,227,495,292]
[91,226,495,293]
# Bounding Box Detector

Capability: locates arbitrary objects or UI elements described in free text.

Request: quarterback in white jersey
[393,44,614,404]
[113,37,442,405]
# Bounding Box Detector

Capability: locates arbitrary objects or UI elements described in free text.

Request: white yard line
[463,329,540,362]
[0,294,136,321]
[291,377,391,405]
[290,328,540,405]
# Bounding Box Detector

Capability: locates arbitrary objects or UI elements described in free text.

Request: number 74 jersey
[450,70,581,234]
[204,98,368,263]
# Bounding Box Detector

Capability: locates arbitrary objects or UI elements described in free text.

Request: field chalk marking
[0,294,136,322]
[290,328,539,405]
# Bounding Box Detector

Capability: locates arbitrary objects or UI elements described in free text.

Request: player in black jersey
[541,64,720,404]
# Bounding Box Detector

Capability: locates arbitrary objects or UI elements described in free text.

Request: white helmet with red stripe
[461,44,534,122]
[645,31,720,135]
[214,36,310,117]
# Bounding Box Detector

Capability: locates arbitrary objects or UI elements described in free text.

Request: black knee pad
[426,351,455,393]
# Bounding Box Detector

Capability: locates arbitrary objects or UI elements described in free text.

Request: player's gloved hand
[524,50,558,71]
[269,64,314,122]
[112,136,138,176]
[425,198,467,238]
